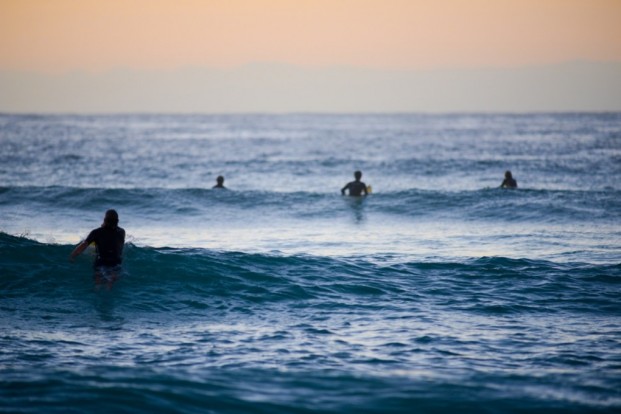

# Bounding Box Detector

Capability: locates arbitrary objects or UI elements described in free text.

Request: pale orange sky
[1,0,621,73]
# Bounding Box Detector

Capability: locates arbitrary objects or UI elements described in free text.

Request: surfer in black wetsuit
[341,171,369,196]
[500,170,518,189]
[213,175,226,189]
[70,209,125,287]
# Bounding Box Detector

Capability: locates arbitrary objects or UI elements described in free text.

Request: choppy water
[1,113,620,413]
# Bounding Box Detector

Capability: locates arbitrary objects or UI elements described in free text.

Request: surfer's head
[103,209,119,228]
[505,170,513,179]
[354,171,362,180]
[216,175,224,185]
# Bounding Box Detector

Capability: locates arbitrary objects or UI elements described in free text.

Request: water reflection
[90,271,128,325]
[344,196,366,224]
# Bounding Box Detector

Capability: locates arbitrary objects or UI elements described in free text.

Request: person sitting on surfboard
[213,175,226,189]
[70,209,126,287]
[500,170,518,189]
[341,171,369,196]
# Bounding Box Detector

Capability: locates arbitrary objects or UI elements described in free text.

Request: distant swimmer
[341,171,369,196]
[70,209,126,288]
[500,170,518,189]
[213,175,226,189]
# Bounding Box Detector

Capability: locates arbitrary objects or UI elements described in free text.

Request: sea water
[1,113,620,413]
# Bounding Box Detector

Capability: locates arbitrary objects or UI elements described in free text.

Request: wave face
[1,113,621,413]
[1,184,619,261]
[2,233,621,413]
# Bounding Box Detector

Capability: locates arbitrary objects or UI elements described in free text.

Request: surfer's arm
[341,183,349,195]
[70,240,89,261]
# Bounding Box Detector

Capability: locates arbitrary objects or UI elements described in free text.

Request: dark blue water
[1,113,620,413]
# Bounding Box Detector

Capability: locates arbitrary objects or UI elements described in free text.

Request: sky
[1,0,621,112]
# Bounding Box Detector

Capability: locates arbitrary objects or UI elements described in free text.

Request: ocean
[1,113,620,413]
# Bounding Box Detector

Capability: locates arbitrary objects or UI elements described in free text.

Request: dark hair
[354,171,362,179]
[104,209,119,228]
[217,175,224,183]
[505,170,513,178]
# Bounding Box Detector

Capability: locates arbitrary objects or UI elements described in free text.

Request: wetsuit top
[341,181,368,196]
[501,178,518,188]
[85,226,125,266]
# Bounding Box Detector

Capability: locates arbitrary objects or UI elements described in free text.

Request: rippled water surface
[1,113,620,413]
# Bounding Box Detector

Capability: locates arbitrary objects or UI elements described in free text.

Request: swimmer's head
[104,209,119,228]
[505,170,513,179]
[354,171,362,180]
[217,175,224,185]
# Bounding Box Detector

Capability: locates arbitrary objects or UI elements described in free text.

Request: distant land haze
[2,1,620,113]
[1,61,620,113]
